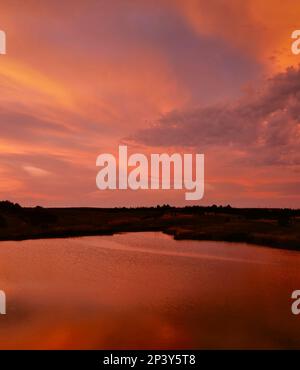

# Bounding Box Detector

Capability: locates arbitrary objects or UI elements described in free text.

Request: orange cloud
[0,0,298,207]
[177,0,300,71]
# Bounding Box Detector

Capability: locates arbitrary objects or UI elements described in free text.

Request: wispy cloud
[0,0,299,206]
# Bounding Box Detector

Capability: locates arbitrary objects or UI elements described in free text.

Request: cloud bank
[130,66,300,167]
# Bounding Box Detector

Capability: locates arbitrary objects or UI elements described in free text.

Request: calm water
[0,232,300,349]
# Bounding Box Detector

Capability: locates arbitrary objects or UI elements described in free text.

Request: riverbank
[0,202,299,250]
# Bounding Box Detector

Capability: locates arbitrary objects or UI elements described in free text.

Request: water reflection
[0,232,299,349]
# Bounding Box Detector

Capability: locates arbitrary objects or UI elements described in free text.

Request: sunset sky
[0,0,299,207]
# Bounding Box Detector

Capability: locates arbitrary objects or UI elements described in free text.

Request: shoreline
[0,204,299,251]
[0,229,298,252]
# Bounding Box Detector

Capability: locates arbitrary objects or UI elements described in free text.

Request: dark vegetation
[0,201,299,250]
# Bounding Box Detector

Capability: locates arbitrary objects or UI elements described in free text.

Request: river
[0,232,299,349]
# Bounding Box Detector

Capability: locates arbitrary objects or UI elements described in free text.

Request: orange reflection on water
[0,232,300,349]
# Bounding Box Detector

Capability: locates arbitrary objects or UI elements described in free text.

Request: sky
[0,0,299,207]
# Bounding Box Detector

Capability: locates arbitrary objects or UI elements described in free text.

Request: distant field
[0,202,299,250]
